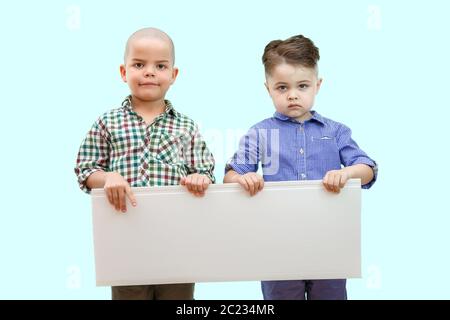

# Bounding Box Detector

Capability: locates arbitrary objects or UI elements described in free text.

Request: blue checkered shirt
[226,111,377,188]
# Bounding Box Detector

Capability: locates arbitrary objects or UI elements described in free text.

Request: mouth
[288,104,302,109]
[139,82,159,87]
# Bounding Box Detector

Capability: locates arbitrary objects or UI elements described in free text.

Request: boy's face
[120,37,178,103]
[265,63,322,122]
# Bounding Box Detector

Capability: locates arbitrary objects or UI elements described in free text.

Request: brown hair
[262,35,320,75]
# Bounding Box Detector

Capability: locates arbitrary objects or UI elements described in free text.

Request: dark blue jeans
[261,279,347,300]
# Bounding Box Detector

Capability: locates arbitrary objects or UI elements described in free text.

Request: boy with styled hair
[224,34,377,300]
[75,27,215,300]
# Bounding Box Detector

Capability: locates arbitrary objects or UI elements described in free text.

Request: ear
[264,82,270,94]
[120,64,127,83]
[170,67,179,84]
[315,78,323,94]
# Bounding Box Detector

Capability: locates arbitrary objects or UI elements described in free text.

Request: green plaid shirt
[75,96,215,193]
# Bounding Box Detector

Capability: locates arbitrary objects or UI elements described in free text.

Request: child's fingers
[196,177,209,194]
[195,175,204,193]
[326,174,334,191]
[327,174,336,192]
[202,177,210,190]
[250,175,261,195]
[258,177,264,191]
[339,175,347,188]
[242,176,251,195]
[322,175,328,190]
[180,177,186,185]
[190,175,200,193]
[125,185,137,207]
[191,176,206,197]
[246,176,256,196]
[106,188,114,206]
[238,177,249,192]
[112,189,120,211]
[184,175,193,191]
[254,175,264,192]
[118,188,126,212]
[196,190,205,197]
[333,174,341,193]
[184,175,204,195]
[323,174,333,192]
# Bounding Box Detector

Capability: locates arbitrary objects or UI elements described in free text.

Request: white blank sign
[91,179,361,286]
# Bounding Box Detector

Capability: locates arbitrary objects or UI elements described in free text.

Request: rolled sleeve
[186,126,216,183]
[225,161,255,175]
[74,121,110,193]
[352,159,378,189]
[364,162,378,189]
[225,127,260,175]
[337,124,377,189]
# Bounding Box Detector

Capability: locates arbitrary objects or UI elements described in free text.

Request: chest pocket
[146,130,190,165]
[309,136,341,169]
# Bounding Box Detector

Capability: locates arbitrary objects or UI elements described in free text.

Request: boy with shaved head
[75,28,215,300]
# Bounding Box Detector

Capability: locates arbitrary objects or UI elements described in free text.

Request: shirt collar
[273,110,325,125]
[121,95,177,118]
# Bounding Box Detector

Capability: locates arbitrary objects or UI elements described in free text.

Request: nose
[288,90,298,101]
[144,66,156,77]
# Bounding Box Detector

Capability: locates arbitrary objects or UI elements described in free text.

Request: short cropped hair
[124,27,175,65]
[262,35,320,75]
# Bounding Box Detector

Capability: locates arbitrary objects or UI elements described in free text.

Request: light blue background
[1,0,449,299]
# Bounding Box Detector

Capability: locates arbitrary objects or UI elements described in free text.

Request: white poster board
[91,180,361,286]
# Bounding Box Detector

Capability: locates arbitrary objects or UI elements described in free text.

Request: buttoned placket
[298,122,307,180]
[140,112,164,185]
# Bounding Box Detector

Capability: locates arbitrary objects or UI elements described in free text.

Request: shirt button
[301,173,306,179]
[299,148,304,154]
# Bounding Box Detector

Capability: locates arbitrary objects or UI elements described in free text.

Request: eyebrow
[130,58,170,63]
[274,80,311,86]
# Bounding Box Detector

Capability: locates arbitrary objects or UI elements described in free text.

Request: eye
[299,84,309,89]
[277,85,287,91]
[157,64,167,70]
[134,63,144,69]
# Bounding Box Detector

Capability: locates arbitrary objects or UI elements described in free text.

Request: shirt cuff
[225,162,252,175]
[76,168,103,194]
[350,159,378,189]
[204,171,216,184]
